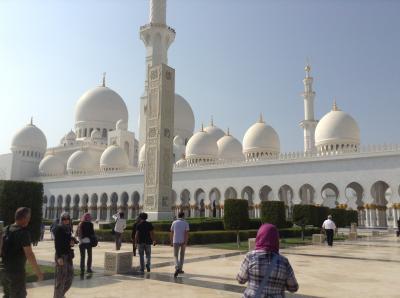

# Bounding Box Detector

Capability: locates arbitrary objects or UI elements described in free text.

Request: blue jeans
[138,244,151,271]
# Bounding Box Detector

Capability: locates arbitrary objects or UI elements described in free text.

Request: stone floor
[3,232,400,297]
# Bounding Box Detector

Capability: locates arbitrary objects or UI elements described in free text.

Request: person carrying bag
[237,224,299,298]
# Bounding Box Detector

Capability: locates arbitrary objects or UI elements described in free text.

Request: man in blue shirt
[170,212,190,278]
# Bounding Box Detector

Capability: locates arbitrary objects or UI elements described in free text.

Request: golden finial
[30,117,33,125]
[210,115,214,127]
[102,72,106,87]
[201,123,204,132]
[332,99,339,111]
[226,128,230,136]
[305,58,311,77]
[259,113,264,123]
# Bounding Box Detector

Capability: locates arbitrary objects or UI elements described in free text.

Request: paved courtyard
[2,232,400,298]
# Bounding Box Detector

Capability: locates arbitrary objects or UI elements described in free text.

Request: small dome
[204,121,225,141]
[174,94,195,141]
[217,133,243,161]
[91,129,102,140]
[116,119,128,131]
[11,121,47,153]
[39,154,65,176]
[100,145,128,171]
[67,150,97,175]
[243,116,280,158]
[173,135,186,162]
[65,130,76,141]
[74,86,128,125]
[175,156,187,168]
[186,129,218,160]
[173,135,185,146]
[315,103,360,150]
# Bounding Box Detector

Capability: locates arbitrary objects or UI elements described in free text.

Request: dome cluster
[12,68,363,178]
[181,116,281,166]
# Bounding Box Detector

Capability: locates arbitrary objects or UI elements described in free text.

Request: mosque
[0,0,399,229]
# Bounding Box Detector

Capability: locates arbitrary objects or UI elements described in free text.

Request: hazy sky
[1,0,399,154]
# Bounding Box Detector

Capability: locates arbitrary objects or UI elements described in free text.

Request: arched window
[102,129,107,138]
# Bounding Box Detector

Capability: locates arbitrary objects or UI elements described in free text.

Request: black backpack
[0,226,11,259]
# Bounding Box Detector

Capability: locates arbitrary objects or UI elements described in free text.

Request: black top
[131,222,138,240]
[136,221,154,245]
[54,224,72,258]
[79,222,94,238]
[1,224,31,273]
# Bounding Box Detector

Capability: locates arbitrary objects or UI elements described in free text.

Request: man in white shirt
[322,215,337,246]
[170,212,189,278]
[112,212,127,250]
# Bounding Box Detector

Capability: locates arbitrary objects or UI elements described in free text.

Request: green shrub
[293,205,315,226]
[279,227,320,238]
[248,218,262,230]
[223,199,249,231]
[260,201,287,228]
[0,181,43,243]
[314,206,330,227]
[346,210,358,226]
[329,208,347,227]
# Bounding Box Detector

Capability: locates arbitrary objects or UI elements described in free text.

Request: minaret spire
[150,0,167,24]
[300,62,318,153]
[102,72,106,87]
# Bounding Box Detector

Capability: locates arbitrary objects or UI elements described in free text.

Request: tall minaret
[299,64,318,153]
[138,0,176,148]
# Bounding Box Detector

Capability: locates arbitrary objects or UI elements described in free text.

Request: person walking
[112,212,127,251]
[170,211,189,278]
[76,213,95,275]
[135,213,155,273]
[237,223,298,298]
[53,212,76,298]
[1,207,43,298]
[322,215,337,247]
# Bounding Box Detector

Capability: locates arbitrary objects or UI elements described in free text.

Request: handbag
[254,252,279,298]
[90,235,98,247]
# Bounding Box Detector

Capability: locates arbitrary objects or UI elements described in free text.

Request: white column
[370,208,377,227]
[365,208,371,228]
[106,204,112,222]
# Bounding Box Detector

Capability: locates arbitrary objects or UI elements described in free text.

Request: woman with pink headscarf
[237,224,298,297]
[76,212,95,275]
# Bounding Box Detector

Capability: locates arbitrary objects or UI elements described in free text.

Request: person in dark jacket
[76,213,95,274]
[53,212,76,298]
[1,207,43,298]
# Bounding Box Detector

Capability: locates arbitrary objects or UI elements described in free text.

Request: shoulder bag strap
[254,253,279,298]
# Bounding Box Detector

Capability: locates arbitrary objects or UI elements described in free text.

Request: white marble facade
[1,0,399,228]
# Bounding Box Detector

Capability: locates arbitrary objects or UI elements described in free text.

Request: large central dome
[74,86,128,126]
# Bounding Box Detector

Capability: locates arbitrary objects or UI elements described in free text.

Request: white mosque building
[0,0,399,229]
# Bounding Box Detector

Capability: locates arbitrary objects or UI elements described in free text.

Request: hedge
[223,199,249,231]
[99,218,225,232]
[293,205,358,228]
[293,205,316,226]
[94,227,321,245]
[345,210,358,226]
[0,180,43,243]
[329,208,358,227]
[260,201,287,228]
